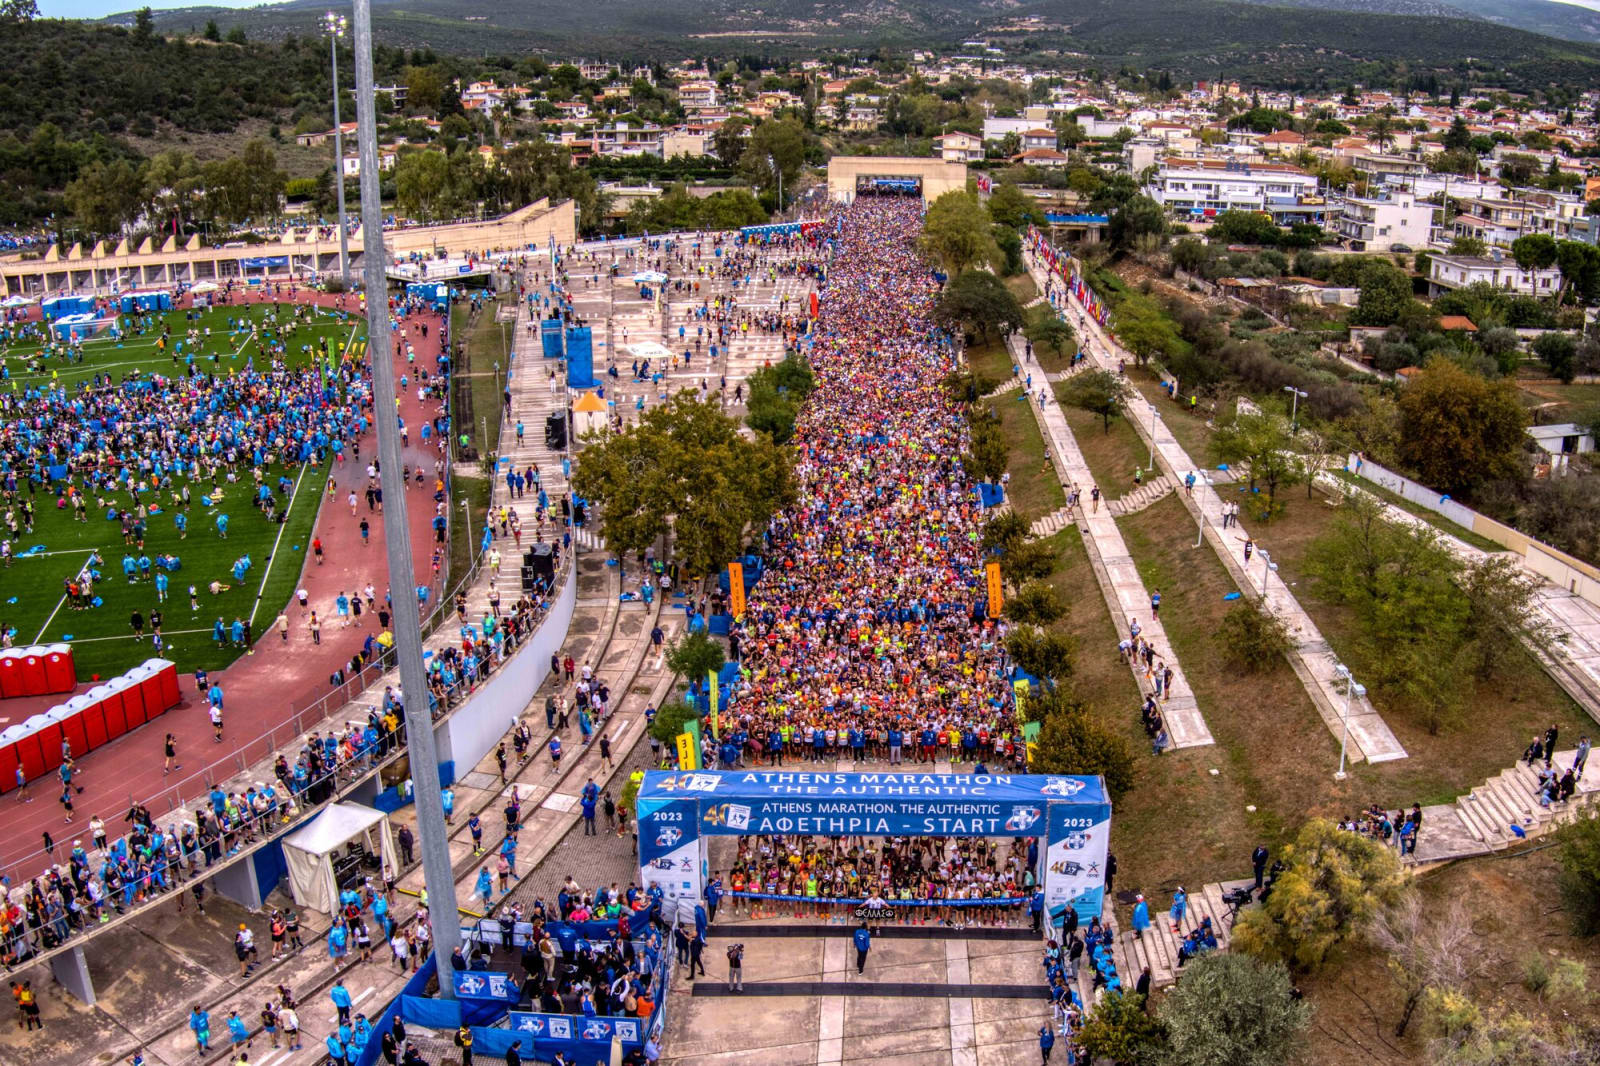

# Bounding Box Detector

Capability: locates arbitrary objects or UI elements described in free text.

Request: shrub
[1217,600,1295,673]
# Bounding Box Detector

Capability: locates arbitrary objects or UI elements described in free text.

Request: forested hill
[0,19,410,226]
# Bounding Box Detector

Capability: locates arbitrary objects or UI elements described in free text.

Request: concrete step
[1487,773,1539,828]
[1464,789,1513,842]
[1453,794,1500,844]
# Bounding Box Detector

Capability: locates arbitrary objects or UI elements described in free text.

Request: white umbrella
[0,295,35,307]
[631,270,667,284]
[189,281,220,294]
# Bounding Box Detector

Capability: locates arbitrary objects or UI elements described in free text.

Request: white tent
[631,270,667,284]
[189,281,220,294]
[1,295,35,307]
[281,802,397,914]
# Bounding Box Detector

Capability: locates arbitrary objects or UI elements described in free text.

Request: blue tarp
[541,319,564,359]
[565,327,595,389]
[977,483,1005,508]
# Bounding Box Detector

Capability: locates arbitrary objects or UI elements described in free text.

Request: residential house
[934,131,984,164]
[1020,128,1058,151]
[1012,147,1070,168]
[1147,158,1321,220]
[1427,253,1561,297]
[677,81,718,110]
[1336,190,1433,252]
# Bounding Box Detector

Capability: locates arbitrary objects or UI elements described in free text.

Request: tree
[64,159,142,236]
[1024,309,1075,364]
[1352,259,1416,327]
[1370,893,1479,1037]
[224,25,246,45]
[1107,194,1167,251]
[1155,953,1311,1066]
[404,65,445,114]
[1554,239,1600,307]
[1029,696,1135,799]
[1078,991,1165,1066]
[711,117,749,167]
[1534,331,1578,383]
[1442,115,1473,152]
[1004,581,1065,626]
[744,353,814,444]
[1114,303,1182,368]
[1447,235,1488,258]
[986,182,1033,229]
[238,138,286,220]
[133,5,153,39]
[1060,369,1125,434]
[395,150,452,222]
[1216,600,1294,672]
[648,701,700,744]
[938,269,1025,342]
[571,394,794,578]
[1232,817,1407,971]
[921,190,993,276]
[666,629,725,682]
[203,18,220,40]
[1511,232,1558,274]
[1005,628,1076,685]
[739,118,805,202]
[1556,806,1600,936]
[1213,411,1302,522]
[1396,358,1528,497]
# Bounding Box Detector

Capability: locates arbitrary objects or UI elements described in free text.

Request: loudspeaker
[545,412,567,450]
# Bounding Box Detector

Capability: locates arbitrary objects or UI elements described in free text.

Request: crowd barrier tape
[726,890,1029,908]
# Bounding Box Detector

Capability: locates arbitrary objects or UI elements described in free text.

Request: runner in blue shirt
[853,923,871,974]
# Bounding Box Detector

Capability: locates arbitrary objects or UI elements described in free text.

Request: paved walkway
[1003,334,1214,749]
[1024,251,1407,764]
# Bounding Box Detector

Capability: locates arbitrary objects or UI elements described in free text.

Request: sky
[39,0,291,20]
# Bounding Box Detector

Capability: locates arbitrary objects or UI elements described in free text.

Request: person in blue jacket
[476,867,494,909]
[1131,894,1150,940]
[705,873,723,924]
[325,1032,348,1066]
[330,980,353,1024]
[853,922,871,974]
[1039,1023,1055,1064]
[226,1009,249,1049]
[188,1006,210,1052]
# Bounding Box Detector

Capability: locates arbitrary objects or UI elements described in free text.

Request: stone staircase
[1084,878,1251,995]
[1447,748,1597,854]
[984,376,1026,399]
[1030,506,1076,538]
[1105,476,1174,517]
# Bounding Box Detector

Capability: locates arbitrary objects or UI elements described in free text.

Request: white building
[934,131,984,164]
[1147,158,1319,216]
[1336,191,1433,252]
[1427,253,1561,297]
[982,117,1034,142]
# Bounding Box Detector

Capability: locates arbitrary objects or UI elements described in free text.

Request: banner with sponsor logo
[452,969,520,1003]
[508,1012,644,1046]
[727,561,745,619]
[985,560,1003,618]
[636,797,703,906]
[1043,798,1113,926]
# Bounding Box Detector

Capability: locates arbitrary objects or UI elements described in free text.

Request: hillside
[129,0,1600,88]
[1232,0,1600,41]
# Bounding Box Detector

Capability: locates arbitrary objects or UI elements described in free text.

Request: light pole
[1332,664,1366,780]
[769,153,782,213]
[1190,473,1215,547]
[323,12,352,290]
[1147,408,1161,469]
[461,497,473,561]
[1259,547,1278,597]
[351,0,458,998]
[1283,385,1306,434]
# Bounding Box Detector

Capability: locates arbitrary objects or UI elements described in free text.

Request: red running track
[0,288,455,877]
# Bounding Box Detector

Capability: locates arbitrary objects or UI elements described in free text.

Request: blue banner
[640,771,1103,838]
[637,797,702,905]
[453,969,520,1003]
[508,1012,645,1045]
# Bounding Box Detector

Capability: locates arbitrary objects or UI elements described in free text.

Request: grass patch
[1004,272,1038,305]
[1516,376,1600,423]
[1038,528,1143,716]
[1122,367,1220,465]
[984,396,1064,521]
[965,336,1016,384]
[1059,401,1154,498]
[1112,493,1328,894]
[447,474,492,584]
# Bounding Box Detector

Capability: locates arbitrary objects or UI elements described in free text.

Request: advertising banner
[508,1012,643,1046]
[986,561,1003,618]
[636,797,703,904]
[1043,799,1112,926]
[727,561,745,619]
[452,969,520,1003]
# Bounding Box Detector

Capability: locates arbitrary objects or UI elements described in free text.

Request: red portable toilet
[22,714,63,775]
[0,738,18,793]
[0,725,36,783]
[0,649,23,699]
[142,658,181,710]
[110,674,147,727]
[46,704,88,760]
[42,644,75,694]
[88,685,126,742]
[18,647,47,697]
[127,664,161,718]
[71,693,108,749]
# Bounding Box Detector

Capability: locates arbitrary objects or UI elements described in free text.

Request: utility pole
[351,0,458,998]
[324,11,352,290]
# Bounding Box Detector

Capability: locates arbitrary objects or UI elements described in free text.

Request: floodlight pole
[325,12,352,290]
[352,0,458,998]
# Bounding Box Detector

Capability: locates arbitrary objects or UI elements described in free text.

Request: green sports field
[0,301,364,680]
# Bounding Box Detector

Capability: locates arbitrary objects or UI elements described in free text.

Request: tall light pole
[1283,385,1306,434]
[1147,408,1161,469]
[1259,547,1277,597]
[1189,472,1214,547]
[1332,664,1366,781]
[352,0,458,998]
[324,11,352,290]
